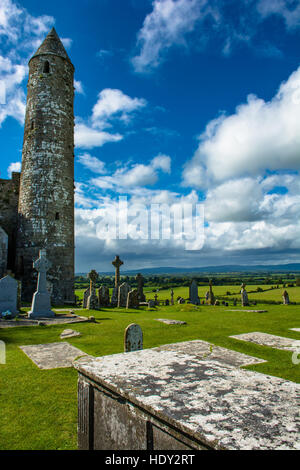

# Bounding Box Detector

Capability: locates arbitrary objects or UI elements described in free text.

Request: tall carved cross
[112,255,123,288]
[33,249,51,294]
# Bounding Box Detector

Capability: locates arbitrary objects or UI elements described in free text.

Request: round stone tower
[16,28,75,304]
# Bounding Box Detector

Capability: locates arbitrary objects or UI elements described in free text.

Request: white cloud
[183,66,300,188]
[74,80,84,95]
[74,122,123,149]
[7,160,21,176]
[91,154,172,190]
[92,88,147,126]
[77,153,106,174]
[257,0,300,29]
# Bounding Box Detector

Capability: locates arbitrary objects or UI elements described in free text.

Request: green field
[0,300,300,450]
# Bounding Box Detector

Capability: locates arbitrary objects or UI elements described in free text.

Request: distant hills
[76,263,300,276]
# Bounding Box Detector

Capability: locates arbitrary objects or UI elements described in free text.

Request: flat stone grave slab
[226,309,267,313]
[230,332,300,352]
[0,314,89,328]
[290,328,300,333]
[157,340,266,367]
[20,342,88,369]
[60,329,81,339]
[75,341,300,450]
[156,318,187,325]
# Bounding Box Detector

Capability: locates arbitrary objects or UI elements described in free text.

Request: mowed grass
[0,301,300,450]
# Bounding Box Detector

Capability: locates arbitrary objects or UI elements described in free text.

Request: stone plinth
[74,341,299,450]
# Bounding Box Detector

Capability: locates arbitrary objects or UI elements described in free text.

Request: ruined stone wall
[0,172,20,270]
[16,52,75,304]
[0,227,8,278]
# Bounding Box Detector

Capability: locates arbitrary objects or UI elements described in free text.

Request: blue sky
[1,0,300,272]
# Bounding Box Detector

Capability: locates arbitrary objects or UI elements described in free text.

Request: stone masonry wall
[0,172,20,270]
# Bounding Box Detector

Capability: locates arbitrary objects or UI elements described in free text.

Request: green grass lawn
[0,302,299,450]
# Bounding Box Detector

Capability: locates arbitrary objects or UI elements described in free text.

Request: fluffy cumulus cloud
[183,66,300,187]
[0,0,74,127]
[7,160,21,176]
[132,0,300,73]
[89,154,171,190]
[74,88,147,149]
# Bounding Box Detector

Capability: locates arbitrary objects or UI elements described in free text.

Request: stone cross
[207,280,215,305]
[124,323,143,352]
[88,270,98,292]
[112,255,123,288]
[241,283,249,307]
[28,249,55,318]
[282,290,290,305]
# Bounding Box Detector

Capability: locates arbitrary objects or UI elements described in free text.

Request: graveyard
[0,262,299,449]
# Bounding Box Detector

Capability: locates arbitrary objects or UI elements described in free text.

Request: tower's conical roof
[30,27,73,65]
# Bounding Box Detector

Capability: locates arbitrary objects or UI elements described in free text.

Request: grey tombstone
[124,323,143,352]
[98,286,110,307]
[154,294,159,306]
[82,288,90,309]
[0,275,18,317]
[111,287,118,307]
[189,280,199,305]
[282,290,290,305]
[148,300,155,308]
[178,298,185,304]
[28,250,55,318]
[170,289,174,306]
[87,287,98,310]
[165,299,170,306]
[118,282,130,308]
[126,289,139,309]
[241,283,249,307]
[136,273,146,302]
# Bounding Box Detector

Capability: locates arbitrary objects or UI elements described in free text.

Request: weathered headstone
[124,323,143,352]
[170,289,174,306]
[118,282,130,308]
[241,283,249,307]
[189,280,199,305]
[178,298,185,304]
[98,286,110,307]
[28,250,55,318]
[165,299,170,306]
[111,287,118,307]
[207,280,215,305]
[0,275,18,317]
[136,273,146,302]
[148,300,155,308]
[60,329,81,339]
[82,288,90,309]
[126,289,139,309]
[282,290,290,305]
[112,255,123,288]
[87,270,99,310]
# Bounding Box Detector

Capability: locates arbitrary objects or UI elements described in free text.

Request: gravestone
[98,286,110,307]
[148,300,155,308]
[126,289,139,309]
[282,290,290,305]
[124,323,143,352]
[87,270,98,310]
[170,289,174,306]
[28,250,55,318]
[165,299,170,306]
[0,275,18,317]
[111,287,118,307]
[118,282,130,308]
[82,288,90,309]
[189,280,199,305]
[136,273,146,302]
[154,294,159,306]
[207,280,215,305]
[241,283,249,307]
[178,298,185,304]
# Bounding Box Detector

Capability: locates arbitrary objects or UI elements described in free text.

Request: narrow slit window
[31,120,34,130]
[43,61,50,73]
[55,212,60,220]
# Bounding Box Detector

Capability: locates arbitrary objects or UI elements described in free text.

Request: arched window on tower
[43,61,50,73]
